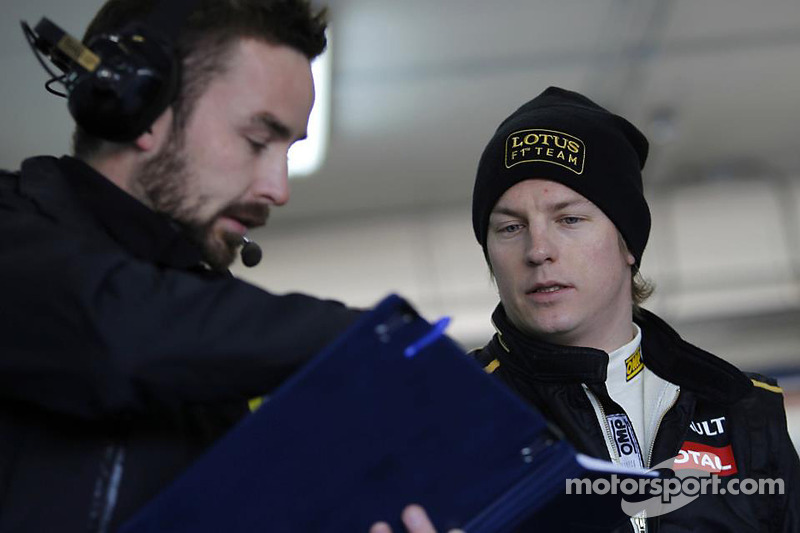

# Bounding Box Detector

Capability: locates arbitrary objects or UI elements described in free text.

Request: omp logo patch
[504,129,585,174]
[625,347,643,382]
[674,441,738,476]
[607,414,643,469]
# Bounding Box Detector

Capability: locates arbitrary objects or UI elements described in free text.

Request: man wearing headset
[0,1,368,531]
[464,87,799,532]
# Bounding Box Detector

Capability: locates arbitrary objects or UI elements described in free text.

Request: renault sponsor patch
[504,128,585,174]
[689,416,726,437]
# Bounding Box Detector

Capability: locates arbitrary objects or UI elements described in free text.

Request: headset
[21,0,200,143]
[21,0,265,267]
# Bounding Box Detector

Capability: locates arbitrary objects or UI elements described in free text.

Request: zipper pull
[634,515,647,533]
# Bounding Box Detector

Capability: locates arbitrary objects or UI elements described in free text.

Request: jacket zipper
[582,386,619,462]
[645,386,681,468]
[634,386,681,533]
[584,386,649,533]
[87,444,126,533]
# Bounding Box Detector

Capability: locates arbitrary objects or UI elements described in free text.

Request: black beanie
[472,86,651,266]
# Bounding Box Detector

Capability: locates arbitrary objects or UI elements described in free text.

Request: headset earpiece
[23,0,198,143]
[67,25,179,142]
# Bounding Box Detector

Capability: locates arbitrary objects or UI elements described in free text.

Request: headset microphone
[23,18,101,76]
[240,237,263,268]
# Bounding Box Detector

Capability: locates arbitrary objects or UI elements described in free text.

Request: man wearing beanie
[471,87,799,532]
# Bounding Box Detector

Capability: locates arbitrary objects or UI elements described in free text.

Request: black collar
[635,308,752,405]
[490,304,608,384]
[20,156,203,270]
[489,303,751,405]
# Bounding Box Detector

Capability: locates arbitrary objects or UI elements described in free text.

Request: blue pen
[404,316,451,358]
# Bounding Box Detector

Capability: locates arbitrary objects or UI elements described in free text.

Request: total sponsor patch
[504,129,585,174]
[674,441,738,476]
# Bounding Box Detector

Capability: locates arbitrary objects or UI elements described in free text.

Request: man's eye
[500,224,522,234]
[247,138,267,153]
[560,216,582,225]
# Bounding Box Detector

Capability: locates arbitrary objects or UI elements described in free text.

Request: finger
[401,504,437,533]
[370,521,392,533]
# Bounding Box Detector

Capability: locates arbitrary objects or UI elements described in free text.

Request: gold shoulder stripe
[248,397,264,412]
[484,359,500,374]
[751,379,783,394]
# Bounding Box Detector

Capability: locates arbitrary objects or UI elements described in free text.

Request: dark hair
[72,0,328,159]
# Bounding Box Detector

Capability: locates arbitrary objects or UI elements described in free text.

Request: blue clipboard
[120,295,642,532]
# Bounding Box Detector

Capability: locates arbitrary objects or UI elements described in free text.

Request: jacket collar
[635,308,752,405]
[489,303,752,405]
[19,155,204,270]
[490,304,608,384]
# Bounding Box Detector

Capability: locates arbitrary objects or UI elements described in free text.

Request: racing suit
[474,304,800,532]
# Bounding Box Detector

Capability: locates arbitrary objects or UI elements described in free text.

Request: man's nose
[254,153,291,206]
[525,225,555,265]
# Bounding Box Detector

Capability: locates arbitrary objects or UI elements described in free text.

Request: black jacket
[0,156,360,532]
[474,304,800,532]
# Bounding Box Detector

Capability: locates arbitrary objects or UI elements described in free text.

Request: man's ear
[617,232,636,267]
[134,107,174,152]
